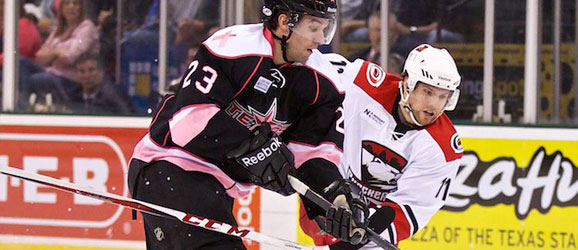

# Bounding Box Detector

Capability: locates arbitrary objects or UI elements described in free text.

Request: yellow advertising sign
[400,134,578,250]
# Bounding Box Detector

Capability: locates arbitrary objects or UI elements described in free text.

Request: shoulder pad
[203,24,273,58]
[425,115,463,162]
[350,60,402,112]
[321,53,351,74]
[304,50,345,93]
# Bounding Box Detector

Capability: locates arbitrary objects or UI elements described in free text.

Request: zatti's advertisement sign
[400,127,578,250]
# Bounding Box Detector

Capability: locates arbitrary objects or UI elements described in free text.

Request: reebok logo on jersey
[238,137,282,167]
[254,76,273,93]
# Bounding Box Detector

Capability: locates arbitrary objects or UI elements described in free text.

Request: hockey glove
[226,123,296,196]
[328,205,396,250]
[323,179,370,245]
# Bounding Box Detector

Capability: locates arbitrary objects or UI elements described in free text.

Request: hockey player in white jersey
[299,44,464,249]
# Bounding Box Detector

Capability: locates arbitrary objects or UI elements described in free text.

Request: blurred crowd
[0,0,467,116]
[0,0,223,115]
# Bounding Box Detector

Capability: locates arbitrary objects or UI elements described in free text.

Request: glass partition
[0,0,576,126]
[10,0,133,114]
[432,0,485,123]
[539,0,576,125]
[128,0,222,114]
[491,0,526,123]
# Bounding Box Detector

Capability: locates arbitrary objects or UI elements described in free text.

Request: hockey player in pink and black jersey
[125,0,356,249]
[299,44,464,249]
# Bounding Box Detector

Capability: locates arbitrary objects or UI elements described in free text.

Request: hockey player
[299,44,464,249]
[125,0,363,249]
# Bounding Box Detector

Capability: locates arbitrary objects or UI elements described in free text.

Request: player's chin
[297,50,313,62]
[418,112,436,125]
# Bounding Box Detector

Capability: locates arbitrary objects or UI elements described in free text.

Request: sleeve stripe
[233,56,264,98]
[287,141,343,168]
[149,95,175,131]
[404,204,420,235]
[312,71,320,104]
[386,225,396,244]
[384,201,411,241]
[168,104,220,147]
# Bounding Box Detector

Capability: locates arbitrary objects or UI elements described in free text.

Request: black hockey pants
[128,159,246,250]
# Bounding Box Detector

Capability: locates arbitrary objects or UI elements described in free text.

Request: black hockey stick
[288,176,400,250]
[0,165,329,250]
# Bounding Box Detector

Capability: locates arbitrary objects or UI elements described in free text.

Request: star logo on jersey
[225,98,291,134]
[349,141,408,206]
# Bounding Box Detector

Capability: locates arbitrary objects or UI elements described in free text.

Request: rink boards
[0,114,576,250]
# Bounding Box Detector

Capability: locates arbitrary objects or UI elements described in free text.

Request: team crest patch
[366,63,386,87]
[451,133,464,153]
[225,98,291,134]
[349,141,407,205]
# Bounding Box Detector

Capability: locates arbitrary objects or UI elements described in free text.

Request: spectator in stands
[121,0,154,33]
[349,10,405,75]
[0,0,44,109]
[97,11,117,82]
[84,0,115,25]
[28,0,99,107]
[0,0,43,65]
[340,0,379,42]
[67,53,133,114]
[391,0,440,56]
[391,0,464,56]
[34,0,57,39]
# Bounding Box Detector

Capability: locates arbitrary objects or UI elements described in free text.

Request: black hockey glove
[226,123,296,196]
[323,179,370,245]
[328,205,396,250]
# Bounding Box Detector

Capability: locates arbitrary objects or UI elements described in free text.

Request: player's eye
[309,25,320,33]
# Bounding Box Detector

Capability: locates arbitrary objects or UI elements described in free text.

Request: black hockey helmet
[262,0,337,44]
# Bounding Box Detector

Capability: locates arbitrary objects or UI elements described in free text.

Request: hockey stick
[0,165,328,250]
[288,176,400,250]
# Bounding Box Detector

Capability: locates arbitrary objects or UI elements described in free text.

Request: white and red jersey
[326,54,463,247]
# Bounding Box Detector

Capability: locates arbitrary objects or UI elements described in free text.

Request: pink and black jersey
[130,24,344,198]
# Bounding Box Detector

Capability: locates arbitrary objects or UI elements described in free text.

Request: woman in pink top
[28,0,100,111]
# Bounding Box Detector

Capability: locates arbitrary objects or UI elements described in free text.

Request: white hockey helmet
[402,44,461,111]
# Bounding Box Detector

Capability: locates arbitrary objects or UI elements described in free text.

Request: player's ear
[401,77,409,92]
[276,13,291,36]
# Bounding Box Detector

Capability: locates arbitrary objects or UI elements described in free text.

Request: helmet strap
[270,28,294,63]
[398,81,425,127]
